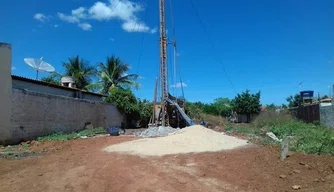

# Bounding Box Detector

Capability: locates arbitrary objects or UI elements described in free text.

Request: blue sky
[1,0,333,105]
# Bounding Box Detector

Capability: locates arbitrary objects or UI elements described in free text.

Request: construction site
[1,0,334,192]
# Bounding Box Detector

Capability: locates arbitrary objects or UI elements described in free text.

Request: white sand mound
[104,125,249,156]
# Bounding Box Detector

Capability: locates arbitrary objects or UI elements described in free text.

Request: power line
[188,0,237,94]
[106,0,121,20]
[136,0,150,74]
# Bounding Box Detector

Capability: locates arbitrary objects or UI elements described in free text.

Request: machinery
[149,0,194,128]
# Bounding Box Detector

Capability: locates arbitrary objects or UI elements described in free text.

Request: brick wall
[10,88,123,143]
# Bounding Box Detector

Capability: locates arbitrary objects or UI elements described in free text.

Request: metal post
[159,0,168,126]
[152,77,158,125]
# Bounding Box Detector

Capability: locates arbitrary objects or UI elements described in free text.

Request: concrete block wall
[0,43,12,144]
[320,105,334,128]
[10,88,123,143]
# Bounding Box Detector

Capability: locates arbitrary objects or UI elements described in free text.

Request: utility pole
[159,0,168,126]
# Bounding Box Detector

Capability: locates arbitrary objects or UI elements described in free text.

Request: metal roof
[11,75,107,97]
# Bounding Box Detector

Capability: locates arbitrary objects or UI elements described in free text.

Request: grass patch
[226,111,334,155]
[193,113,230,127]
[37,127,106,141]
[269,121,334,155]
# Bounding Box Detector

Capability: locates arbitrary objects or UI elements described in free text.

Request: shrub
[250,111,334,155]
[252,110,294,128]
[37,127,106,141]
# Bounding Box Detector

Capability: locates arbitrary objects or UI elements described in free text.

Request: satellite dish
[24,57,55,80]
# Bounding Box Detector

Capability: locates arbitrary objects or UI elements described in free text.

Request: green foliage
[41,73,61,85]
[226,111,334,155]
[269,121,334,155]
[86,56,139,94]
[232,90,261,122]
[36,127,106,141]
[266,103,277,111]
[252,110,294,128]
[62,55,97,90]
[185,102,204,120]
[105,88,153,127]
[137,99,153,127]
[185,98,233,120]
[106,88,139,115]
[321,95,329,99]
[286,94,301,108]
[213,97,233,116]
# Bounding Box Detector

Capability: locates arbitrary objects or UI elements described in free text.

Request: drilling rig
[149,0,194,128]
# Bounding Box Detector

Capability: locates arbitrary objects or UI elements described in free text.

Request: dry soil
[0,135,333,192]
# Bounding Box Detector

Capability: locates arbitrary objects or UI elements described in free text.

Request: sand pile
[104,125,249,156]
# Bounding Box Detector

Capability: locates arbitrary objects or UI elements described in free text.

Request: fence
[289,104,320,123]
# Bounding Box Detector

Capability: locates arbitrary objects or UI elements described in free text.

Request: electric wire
[188,0,237,94]
[168,0,180,99]
[136,0,151,75]
[105,0,121,20]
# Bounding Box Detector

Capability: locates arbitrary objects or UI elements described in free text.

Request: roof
[320,98,332,103]
[11,75,107,97]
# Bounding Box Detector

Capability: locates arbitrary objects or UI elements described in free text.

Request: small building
[12,75,107,101]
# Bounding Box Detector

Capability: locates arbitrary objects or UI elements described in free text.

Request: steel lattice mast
[159,0,168,126]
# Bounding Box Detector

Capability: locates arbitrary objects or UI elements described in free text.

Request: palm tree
[86,56,139,94]
[40,72,61,85]
[62,55,96,90]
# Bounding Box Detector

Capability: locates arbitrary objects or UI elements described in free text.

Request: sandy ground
[105,125,249,156]
[0,135,333,192]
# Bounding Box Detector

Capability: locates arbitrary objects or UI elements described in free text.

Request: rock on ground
[135,126,180,137]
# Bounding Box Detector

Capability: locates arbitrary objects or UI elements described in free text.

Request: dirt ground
[0,135,333,192]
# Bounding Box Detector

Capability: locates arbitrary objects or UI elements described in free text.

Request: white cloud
[88,2,112,20]
[78,23,92,31]
[54,24,59,28]
[171,82,187,88]
[150,28,157,34]
[72,7,87,19]
[109,38,115,41]
[57,12,80,23]
[34,13,48,22]
[122,19,150,32]
[11,66,16,71]
[89,0,143,21]
[57,0,155,33]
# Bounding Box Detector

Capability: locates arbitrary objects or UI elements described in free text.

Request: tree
[266,103,277,111]
[137,99,153,127]
[212,97,232,116]
[185,102,204,120]
[322,95,329,99]
[286,94,301,108]
[86,56,139,94]
[105,88,139,128]
[41,72,61,85]
[62,55,96,90]
[232,90,261,122]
